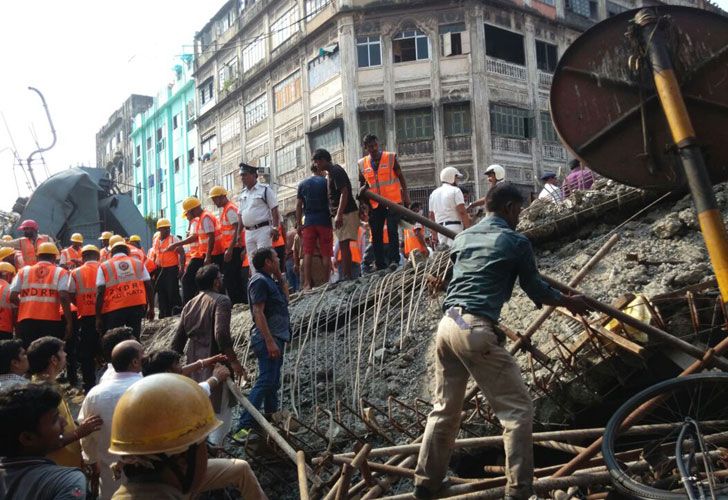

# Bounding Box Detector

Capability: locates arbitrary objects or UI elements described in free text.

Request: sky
[0,0,727,213]
[0,0,224,210]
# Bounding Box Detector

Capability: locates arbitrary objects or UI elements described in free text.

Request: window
[357,36,382,68]
[484,25,525,65]
[186,100,196,122]
[173,114,179,130]
[160,208,165,218]
[220,114,241,143]
[174,157,181,173]
[275,139,305,174]
[541,112,558,143]
[223,171,234,192]
[148,175,155,188]
[218,57,239,90]
[308,46,340,89]
[273,71,302,111]
[567,0,598,18]
[305,0,327,15]
[156,127,163,141]
[245,94,268,128]
[358,111,385,147]
[199,78,214,105]
[536,40,558,73]
[136,182,142,204]
[146,137,152,151]
[607,1,627,16]
[135,144,141,159]
[490,104,533,138]
[243,37,265,72]
[396,108,434,141]
[201,135,218,160]
[188,148,195,164]
[440,23,470,57]
[393,30,429,63]
[310,126,343,153]
[444,103,472,136]
[156,138,166,152]
[272,7,299,48]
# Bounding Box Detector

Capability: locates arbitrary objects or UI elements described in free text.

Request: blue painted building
[131,55,198,236]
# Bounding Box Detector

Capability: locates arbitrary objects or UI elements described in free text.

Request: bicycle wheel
[602,373,728,500]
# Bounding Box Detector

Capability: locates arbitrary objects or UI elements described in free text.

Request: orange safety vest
[272,225,285,248]
[71,262,100,319]
[336,227,364,264]
[129,246,146,263]
[197,211,224,257]
[219,201,242,249]
[0,279,14,332]
[99,247,110,262]
[61,246,83,269]
[187,218,202,259]
[153,234,180,268]
[18,235,51,266]
[99,256,147,314]
[16,261,68,322]
[403,227,427,257]
[145,247,157,274]
[359,152,401,208]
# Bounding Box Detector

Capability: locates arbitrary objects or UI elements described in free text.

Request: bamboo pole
[296,451,310,500]
[323,443,372,500]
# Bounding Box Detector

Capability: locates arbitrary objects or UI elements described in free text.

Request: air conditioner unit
[258,166,271,175]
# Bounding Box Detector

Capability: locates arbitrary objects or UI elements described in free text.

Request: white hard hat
[485,164,506,181]
[440,167,463,184]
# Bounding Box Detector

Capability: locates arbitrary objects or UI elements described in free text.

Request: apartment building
[191,0,710,214]
[130,57,199,236]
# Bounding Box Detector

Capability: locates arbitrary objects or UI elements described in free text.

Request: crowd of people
[0,131,597,499]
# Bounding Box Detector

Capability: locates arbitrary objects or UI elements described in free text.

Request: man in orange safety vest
[209,186,245,304]
[1,219,54,267]
[151,218,184,318]
[60,233,84,270]
[0,262,17,339]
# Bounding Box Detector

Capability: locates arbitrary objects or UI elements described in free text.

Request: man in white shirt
[237,163,280,275]
[428,167,471,248]
[79,339,144,500]
[538,172,564,203]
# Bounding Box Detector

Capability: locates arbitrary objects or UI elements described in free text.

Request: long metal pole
[361,190,458,239]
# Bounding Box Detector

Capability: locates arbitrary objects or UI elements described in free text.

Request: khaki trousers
[414,314,534,498]
[194,458,268,499]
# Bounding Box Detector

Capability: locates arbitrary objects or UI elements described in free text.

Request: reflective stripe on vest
[197,211,224,256]
[359,152,401,208]
[19,235,51,267]
[0,280,14,332]
[17,262,66,322]
[153,235,180,268]
[187,219,202,259]
[100,256,147,314]
[219,202,241,249]
[71,262,99,318]
[404,228,426,257]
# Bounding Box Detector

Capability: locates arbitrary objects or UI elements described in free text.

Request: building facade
[191,0,715,214]
[130,57,199,236]
[96,94,154,195]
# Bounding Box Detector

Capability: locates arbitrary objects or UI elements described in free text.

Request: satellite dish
[551,6,728,192]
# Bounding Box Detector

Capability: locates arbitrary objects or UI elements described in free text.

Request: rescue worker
[209,186,245,304]
[0,262,17,339]
[358,134,410,271]
[127,235,146,263]
[9,242,72,347]
[98,231,113,261]
[1,219,53,266]
[68,245,102,393]
[170,197,223,303]
[403,203,429,259]
[59,233,84,269]
[152,218,184,318]
[109,373,267,499]
[95,240,154,340]
[429,167,471,248]
[0,247,22,273]
[469,164,507,210]
[181,210,199,303]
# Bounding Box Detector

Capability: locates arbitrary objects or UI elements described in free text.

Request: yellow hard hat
[0,248,14,260]
[208,186,228,198]
[37,242,59,256]
[1,235,12,242]
[181,210,188,219]
[111,241,128,251]
[81,244,100,254]
[129,235,141,243]
[182,197,201,212]
[70,233,84,243]
[0,262,16,276]
[109,373,221,455]
[156,218,171,229]
[99,231,113,240]
[108,235,124,247]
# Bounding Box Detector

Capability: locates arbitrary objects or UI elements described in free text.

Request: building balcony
[538,70,553,88]
[542,143,568,161]
[445,135,472,152]
[398,139,434,156]
[492,136,531,155]
[199,98,216,117]
[486,57,527,82]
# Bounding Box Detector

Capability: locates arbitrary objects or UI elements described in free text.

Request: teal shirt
[443,215,561,322]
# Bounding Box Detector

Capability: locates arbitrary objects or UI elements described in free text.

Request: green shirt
[443,215,561,321]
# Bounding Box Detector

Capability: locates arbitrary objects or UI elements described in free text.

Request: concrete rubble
[141,179,726,499]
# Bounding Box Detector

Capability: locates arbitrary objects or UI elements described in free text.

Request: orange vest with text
[61,246,83,269]
[404,228,427,257]
[0,280,14,332]
[71,262,100,318]
[19,235,52,266]
[16,261,68,322]
[359,152,401,208]
[196,211,224,257]
[99,256,147,314]
[219,202,242,249]
[153,234,180,268]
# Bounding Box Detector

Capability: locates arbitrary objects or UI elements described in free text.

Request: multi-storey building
[130,57,199,236]
[96,94,154,195]
[191,0,715,214]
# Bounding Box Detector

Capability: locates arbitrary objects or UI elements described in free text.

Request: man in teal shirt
[414,183,589,500]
